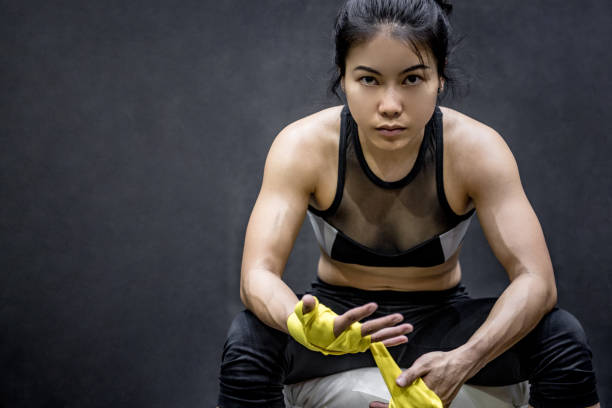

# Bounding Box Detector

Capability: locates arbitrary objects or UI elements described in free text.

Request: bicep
[467,133,554,284]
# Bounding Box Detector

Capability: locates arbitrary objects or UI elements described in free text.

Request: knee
[223,310,260,351]
[538,308,591,354]
[526,307,595,379]
[220,310,288,374]
[527,309,599,408]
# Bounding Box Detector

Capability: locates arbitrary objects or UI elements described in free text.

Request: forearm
[240,268,299,333]
[458,272,557,377]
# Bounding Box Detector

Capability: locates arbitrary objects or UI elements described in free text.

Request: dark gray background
[1,1,610,406]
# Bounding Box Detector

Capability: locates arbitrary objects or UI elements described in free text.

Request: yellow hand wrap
[287,297,443,407]
[370,342,443,408]
[286,296,371,355]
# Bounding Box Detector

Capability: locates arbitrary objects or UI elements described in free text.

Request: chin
[371,136,411,151]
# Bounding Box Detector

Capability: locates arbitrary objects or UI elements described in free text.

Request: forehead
[345,30,436,73]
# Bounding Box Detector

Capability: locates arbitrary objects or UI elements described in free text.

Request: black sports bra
[307,105,474,268]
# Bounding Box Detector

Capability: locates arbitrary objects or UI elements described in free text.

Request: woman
[218,1,600,407]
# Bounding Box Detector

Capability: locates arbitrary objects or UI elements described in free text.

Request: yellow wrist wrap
[370,342,443,408]
[287,297,443,407]
[286,296,371,355]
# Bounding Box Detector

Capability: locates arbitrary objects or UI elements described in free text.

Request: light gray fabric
[307,211,338,256]
[440,215,473,260]
[284,367,529,408]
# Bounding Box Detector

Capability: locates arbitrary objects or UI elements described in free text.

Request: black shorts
[218,277,599,408]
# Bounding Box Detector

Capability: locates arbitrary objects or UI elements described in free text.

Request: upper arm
[460,125,555,292]
[241,122,320,284]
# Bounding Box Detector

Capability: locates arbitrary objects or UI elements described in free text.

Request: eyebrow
[353,64,430,75]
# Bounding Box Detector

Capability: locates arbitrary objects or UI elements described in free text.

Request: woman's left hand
[370,349,477,408]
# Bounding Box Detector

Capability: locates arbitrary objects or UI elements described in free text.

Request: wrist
[453,342,489,377]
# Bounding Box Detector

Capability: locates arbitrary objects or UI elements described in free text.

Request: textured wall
[1,1,610,406]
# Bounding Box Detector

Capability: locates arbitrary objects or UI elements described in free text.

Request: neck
[357,126,425,182]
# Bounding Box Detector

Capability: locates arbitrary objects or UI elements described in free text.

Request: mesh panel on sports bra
[310,105,467,256]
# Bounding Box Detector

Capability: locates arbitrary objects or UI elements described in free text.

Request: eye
[359,76,378,86]
[403,75,423,85]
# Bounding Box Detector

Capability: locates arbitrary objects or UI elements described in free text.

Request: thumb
[397,362,428,388]
[301,294,316,314]
[369,401,389,408]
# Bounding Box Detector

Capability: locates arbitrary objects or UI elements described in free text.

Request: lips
[376,125,406,131]
[376,125,406,137]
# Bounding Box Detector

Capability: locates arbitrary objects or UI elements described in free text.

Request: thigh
[397,297,598,396]
[395,297,529,385]
[218,310,289,407]
[220,296,379,388]
[404,297,497,351]
[287,283,482,384]
[467,305,598,393]
[513,307,599,406]
[284,337,377,384]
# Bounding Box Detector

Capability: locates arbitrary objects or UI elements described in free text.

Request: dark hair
[330,0,458,99]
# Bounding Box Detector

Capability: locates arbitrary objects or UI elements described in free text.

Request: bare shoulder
[274,105,342,151]
[264,105,343,192]
[440,107,520,200]
[440,107,510,156]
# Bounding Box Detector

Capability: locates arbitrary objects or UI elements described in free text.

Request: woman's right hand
[300,294,413,347]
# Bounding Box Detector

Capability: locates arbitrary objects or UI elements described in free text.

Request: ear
[438,77,445,93]
[340,75,346,92]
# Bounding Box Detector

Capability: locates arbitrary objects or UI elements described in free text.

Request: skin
[239,29,599,408]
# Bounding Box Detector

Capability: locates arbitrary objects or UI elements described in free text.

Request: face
[341,30,442,151]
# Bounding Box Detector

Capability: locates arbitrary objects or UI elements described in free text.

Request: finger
[334,302,377,336]
[361,313,405,336]
[369,401,389,408]
[366,322,413,341]
[301,294,316,314]
[381,335,409,348]
[396,362,427,387]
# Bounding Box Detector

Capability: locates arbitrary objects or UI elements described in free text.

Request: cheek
[344,81,370,102]
[403,88,438,128]
[413,81,439,101]
[415,88,438,109]
[344,84,376,119]
[345,99,368,128]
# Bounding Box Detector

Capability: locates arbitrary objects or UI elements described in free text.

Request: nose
[378,87,402,119]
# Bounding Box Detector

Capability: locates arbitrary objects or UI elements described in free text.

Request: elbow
[239,286,248,308]
[239,273,251,309]
[536,267,557,312]
[543,264,557,311]
[523,273,557,314]
[239,268,263,311]
[517,265,557,312]
[545,282,558,311]
[239,284,253,311]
